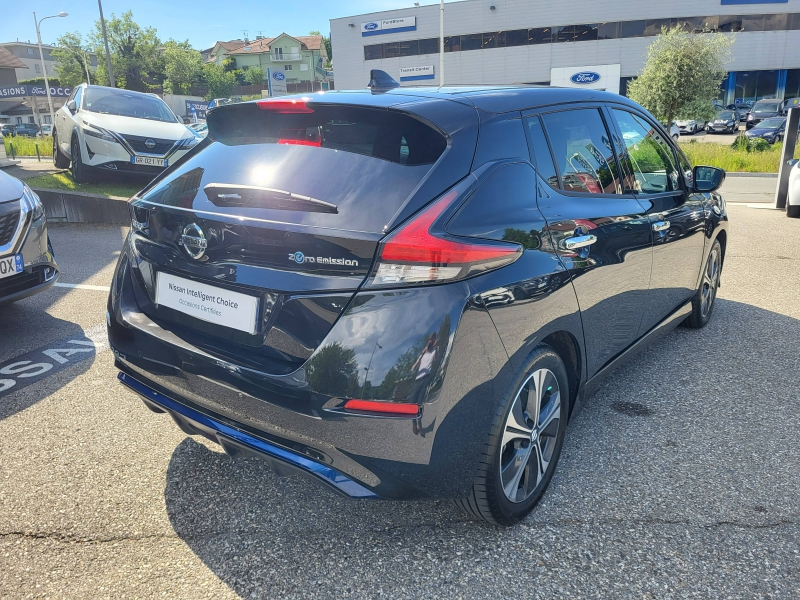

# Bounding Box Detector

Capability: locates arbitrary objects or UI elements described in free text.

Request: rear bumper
[108,237,511,500]
[117,371,378,498]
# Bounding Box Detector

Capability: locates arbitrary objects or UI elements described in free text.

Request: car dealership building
[330,0,800,104]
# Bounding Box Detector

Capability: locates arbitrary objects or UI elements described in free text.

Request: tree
[88,10,162,90]
[202,63,237,100]
[244,66,265,86]
[627,27,733,128]
[50,32,91,88]
[163,40,202,94]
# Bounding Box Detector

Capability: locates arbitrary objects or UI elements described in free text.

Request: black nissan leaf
[109,75,728,525]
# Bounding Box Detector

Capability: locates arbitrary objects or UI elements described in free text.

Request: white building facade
[330,0,800,104]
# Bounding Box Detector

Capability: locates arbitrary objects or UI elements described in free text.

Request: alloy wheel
[701,246,721,318]
[499,368,561,503]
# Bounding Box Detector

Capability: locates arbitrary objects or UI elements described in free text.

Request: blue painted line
[361,26,417,37]
[117,371,380,499]
[400,74,436,81]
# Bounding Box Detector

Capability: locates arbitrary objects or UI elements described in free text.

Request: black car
[706,110,738,133]
[108,77,728,525]
[746,99,781,129]
[745,117,790,144]
[13,123,40,138]
[726,103,752,121]
[0,171,59,304]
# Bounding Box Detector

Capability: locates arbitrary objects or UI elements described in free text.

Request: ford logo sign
[273,71,285,81]
[571,72,601,84]
[364,22,379,30]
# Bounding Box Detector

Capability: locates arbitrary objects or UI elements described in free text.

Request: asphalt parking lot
[1,186,799,598]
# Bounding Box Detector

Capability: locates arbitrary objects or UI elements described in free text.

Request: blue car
[745,117,789,144]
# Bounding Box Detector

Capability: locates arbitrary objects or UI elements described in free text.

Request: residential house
[225,34,331,88]
[1,41,97,82]
[204,40,246,66]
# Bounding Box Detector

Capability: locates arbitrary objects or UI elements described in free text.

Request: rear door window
[139,104,449,233]
[611,109,680,194]
[525,116,559,188]
[540,108,621,194]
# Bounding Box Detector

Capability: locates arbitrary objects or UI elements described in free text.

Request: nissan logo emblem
[179,223,207,260]
[145,138,156,149]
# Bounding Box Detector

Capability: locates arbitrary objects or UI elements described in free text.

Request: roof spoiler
[368,69,400,91]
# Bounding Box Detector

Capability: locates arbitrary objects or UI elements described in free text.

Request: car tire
[787,202,800,218]
[52,132,69,169]
[70,135,91,183]
[455,345,570,526]
[684,239,722,329]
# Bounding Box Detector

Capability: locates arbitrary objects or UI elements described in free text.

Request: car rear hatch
[126,96,477,375]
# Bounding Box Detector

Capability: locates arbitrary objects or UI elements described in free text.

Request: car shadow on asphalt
[161,298,800,596]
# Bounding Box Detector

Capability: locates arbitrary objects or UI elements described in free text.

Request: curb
[32,187,129,225]
[724,172,778,178]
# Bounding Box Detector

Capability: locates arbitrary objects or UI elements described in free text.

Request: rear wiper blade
[203,184,338,214]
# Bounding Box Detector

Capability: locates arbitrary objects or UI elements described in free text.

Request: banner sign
[267,68,288,97]
[0,84,72,99]
[185,100,210,120]
[361,16,416,37]
[399,65,435,82]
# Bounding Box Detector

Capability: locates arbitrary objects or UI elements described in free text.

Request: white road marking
[55,282,111,292]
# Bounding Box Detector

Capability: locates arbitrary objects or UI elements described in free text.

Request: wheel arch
[540,330,582,418]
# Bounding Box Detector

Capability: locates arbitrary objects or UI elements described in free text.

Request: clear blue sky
[2,1,447,50]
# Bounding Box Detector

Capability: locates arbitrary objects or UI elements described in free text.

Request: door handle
[652,220,670,232]
[563,234,597,250]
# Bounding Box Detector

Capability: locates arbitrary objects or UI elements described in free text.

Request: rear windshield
[138,104,448,233]
[83,87,178,123]
[716,111,735,120]
[753,101,779,114]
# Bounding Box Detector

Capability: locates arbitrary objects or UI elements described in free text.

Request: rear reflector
[367,189,522,287]
[344,399,420,416]
[256,98,314,113]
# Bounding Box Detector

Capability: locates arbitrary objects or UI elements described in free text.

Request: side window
[612,109,680,194]
[73,86,83,110]
[525,116,559,188]
[447,163,543,249]
[676,147,694,188]
[541,109,621,194]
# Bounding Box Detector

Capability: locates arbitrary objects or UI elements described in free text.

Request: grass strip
[25,172,140,198]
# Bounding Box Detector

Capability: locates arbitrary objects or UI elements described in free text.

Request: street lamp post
[439,0,445,87]
[98,0,115,88]
[33,11,68,129]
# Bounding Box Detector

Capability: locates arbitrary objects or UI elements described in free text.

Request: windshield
[753,102,780,114]
[83,87,179,123]
[716,112,735,120]
[758,118,784,129]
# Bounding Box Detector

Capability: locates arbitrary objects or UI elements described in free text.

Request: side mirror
[693,166,725,193]
[66,100,76,114]
[788,158,799,168]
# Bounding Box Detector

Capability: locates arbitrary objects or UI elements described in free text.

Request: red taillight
[278,138,322,147]
[344,400,420,416]
[367,189,522,287]
[256,98,314,113]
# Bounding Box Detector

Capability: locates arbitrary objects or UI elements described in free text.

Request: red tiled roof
[0,46,27,70]
[228,34,324,55]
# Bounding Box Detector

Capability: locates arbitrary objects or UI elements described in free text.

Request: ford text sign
[570,72,601,85]
[361,16,416,36]
[0,84,72,99]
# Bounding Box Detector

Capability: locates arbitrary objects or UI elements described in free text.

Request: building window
[786,69,800,99]
[443,36,461,52]
[482,32,500,49]
[284,64,292,71]
[29,117,35,124]
[383,42,400,58]
[27,48,34,54]
[574,24,598,42]
[741,14,765,31]
[598,22,619,39]
[501,29,529,47]
[718,15,743,33]
[399,39,419,57]
[644,19,671,36]
[620,20,646,38]
[790,13,800,30]
[418,38,439,55]
[364,44,382,60]
[554,25,575,43]
[461,33,483,51]
[528,27,552,45]
[763,13,787,31]
[35,64,41,73]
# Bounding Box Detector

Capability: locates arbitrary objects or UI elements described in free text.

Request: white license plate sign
[155,272,259,334]
[132,155,167,167]
[0,254,23,280]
